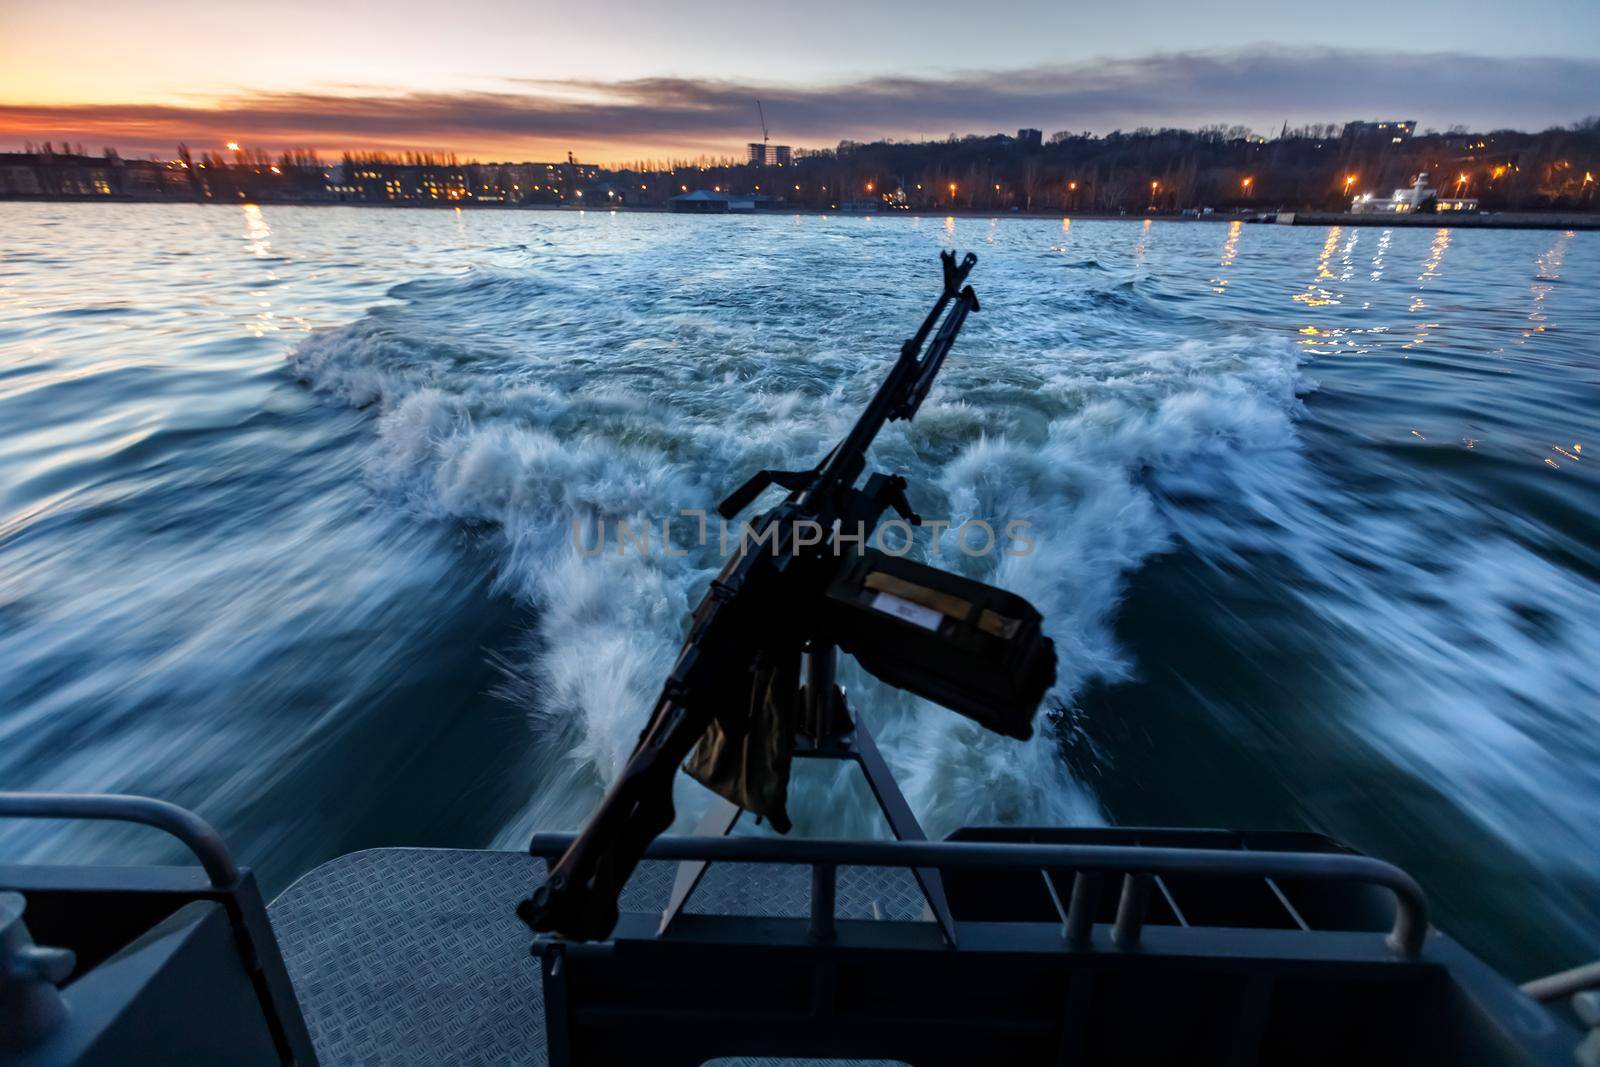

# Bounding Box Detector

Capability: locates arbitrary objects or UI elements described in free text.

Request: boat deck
[268,847,925,1066]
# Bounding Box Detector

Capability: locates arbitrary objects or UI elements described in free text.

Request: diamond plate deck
[268,847,927,1065]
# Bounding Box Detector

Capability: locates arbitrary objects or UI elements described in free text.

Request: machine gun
[519,252,1057,942]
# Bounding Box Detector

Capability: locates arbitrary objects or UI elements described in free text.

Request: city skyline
[3,0,1599,162]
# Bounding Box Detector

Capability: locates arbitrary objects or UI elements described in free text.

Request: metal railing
[0,792,240,887]
[528,832,1431,958]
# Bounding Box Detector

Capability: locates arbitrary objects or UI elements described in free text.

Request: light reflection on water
[1210,219,1241,294]
[0,204,1597,982]
[1524,230,1572,342]
[1294,224,1343,308]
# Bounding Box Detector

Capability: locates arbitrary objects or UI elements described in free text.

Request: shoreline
[2,196,1594,230]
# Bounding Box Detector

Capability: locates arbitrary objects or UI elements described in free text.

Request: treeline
[618,119,1600,213]
[9,118,1598,213]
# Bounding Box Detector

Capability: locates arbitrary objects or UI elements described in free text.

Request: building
[1350,173,1478,214]
[0,152,121,196]
[1016,128,1043,149]
[0,154,45,196]
[116,159,176,198]
[745,143,792,166]
[669,190,767,213]
[671,190,733,213]
[1343,120,1415,146]
[577,180,635,205]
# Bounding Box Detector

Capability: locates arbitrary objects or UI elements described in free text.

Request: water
[1,204,1596,981]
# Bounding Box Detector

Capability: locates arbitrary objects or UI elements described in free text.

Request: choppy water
[1,203,1596,981]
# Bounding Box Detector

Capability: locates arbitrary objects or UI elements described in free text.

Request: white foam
[291,264,1309,844]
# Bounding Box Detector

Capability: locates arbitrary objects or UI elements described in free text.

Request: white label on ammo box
[870,591,942,631]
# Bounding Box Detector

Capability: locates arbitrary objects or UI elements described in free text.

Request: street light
[1242,177,1253,191]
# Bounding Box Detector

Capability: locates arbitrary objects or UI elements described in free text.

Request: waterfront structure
[1343,120,1415,145]
[0,151,194,198]
[669,189,783,212]
[1350,172,1478,214]
[0,154,46,195]
[0,151,116,196]
[671,189,738,212]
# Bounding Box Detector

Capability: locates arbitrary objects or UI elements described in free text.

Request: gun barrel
[804,252,978,505]
[893,283,978,423]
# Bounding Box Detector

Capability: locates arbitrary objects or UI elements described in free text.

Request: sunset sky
[3,0,1597,163]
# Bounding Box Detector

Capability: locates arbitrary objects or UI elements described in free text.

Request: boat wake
[291,255,1309,844]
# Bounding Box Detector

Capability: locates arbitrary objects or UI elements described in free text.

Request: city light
[32,126,1551,215]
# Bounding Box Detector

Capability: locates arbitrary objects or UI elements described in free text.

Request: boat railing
[527,831,1430,958]
[0,791,317,1065]
[0,791,241,887]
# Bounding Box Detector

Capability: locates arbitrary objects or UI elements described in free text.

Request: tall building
[746,143,792,166]
[1016,128,1043,149]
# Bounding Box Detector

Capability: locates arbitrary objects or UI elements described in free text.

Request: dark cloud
[4,48,1594,158]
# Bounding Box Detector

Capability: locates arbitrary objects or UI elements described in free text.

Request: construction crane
[756,100,770,146]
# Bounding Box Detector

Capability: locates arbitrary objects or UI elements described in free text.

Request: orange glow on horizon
[0,98,781,166]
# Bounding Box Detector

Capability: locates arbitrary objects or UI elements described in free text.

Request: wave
[290,260,1309,842]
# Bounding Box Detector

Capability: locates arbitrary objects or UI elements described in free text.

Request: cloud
[2,48,1593,160]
